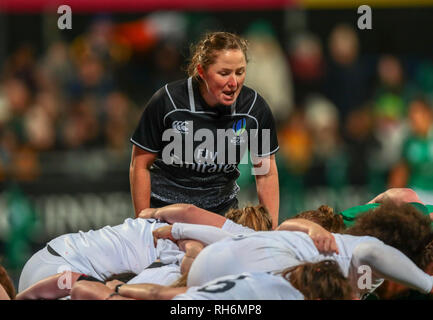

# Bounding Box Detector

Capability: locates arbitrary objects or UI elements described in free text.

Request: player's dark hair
[290,205,345,233]
[187,32,249,81]
[281,260,354,300]
[344,201,433,267]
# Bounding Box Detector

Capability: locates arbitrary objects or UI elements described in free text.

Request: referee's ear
[197,64,205,79]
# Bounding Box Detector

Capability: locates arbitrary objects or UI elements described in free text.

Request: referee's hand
[152,225,175,247]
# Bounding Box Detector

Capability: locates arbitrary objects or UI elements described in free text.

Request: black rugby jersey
[131,77,279,213]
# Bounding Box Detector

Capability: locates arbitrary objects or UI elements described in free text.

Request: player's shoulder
[334,232,383,245]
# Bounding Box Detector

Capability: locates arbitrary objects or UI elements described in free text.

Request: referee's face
[199,49,247,107]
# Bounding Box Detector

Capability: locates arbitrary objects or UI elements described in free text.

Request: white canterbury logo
[172,121,189,134]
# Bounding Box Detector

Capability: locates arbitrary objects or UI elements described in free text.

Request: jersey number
[197,275,247,294]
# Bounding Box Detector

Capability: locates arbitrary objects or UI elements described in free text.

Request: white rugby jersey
[173,225,383,293]
[172,224,433,297]
[47,218,184,280]
[173,272,304,300]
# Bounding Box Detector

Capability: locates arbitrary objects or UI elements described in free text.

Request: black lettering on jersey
[197,275,248,294]
[198,280,235,293]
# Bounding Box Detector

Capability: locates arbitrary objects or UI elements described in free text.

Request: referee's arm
[254,154,279,229]
[130,145,158,217]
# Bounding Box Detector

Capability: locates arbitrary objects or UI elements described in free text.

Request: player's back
[47,218,177,279]
[175,272,303,300]
[187,230,382,287]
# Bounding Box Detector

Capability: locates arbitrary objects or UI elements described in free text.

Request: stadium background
[1,0,433,286]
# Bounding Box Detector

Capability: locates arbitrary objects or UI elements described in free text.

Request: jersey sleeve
[130,87,168,153]
[171,223,233,245]
[221,219,255,234]
[352,241,433,294]
[249,94,279,157]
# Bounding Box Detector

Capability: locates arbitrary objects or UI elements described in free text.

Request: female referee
[129,32,280,228]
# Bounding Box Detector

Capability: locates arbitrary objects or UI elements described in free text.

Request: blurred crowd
[2,12,433,202]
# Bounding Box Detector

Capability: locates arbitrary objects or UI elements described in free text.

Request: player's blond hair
[225,204,272,231]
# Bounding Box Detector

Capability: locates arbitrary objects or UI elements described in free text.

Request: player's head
[408,98,433,136]
[225,204,272,231]
[289,205,345,233]
[0,264,16,299]
[345,201,433,266]
[282,260,355,300]
[188,32,249,107]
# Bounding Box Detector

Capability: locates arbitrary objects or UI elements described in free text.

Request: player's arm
[353,241,433,294]
[253,154,279,229]
[153,223,233,246]
[16,271,83,300]
[130,146,158,218]
[70,280,134,300]
[178,240,205,275]
[0,284,10,300]
[139,203,227,228]
[276,218,339,254]
[116,283,188,300]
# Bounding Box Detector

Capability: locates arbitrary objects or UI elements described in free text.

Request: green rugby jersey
[402,132,433,190]
[340,202,432,227]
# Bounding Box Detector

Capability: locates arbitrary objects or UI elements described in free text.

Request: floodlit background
[1,0,433,284]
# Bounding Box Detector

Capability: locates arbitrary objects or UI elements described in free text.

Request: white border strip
[187,77,196,112]
[165,84,178,110]
[247,90,258,115]
[130,138,160,153]
[253,146,280,157]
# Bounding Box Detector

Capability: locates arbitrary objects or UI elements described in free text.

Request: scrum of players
[1,187,433,300]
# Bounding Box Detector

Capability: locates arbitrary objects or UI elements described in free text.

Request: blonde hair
[170,273,188,288]
[225,204,272,231]
[187,32,249,81]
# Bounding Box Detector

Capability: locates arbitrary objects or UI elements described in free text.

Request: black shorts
[150,197,238,216]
